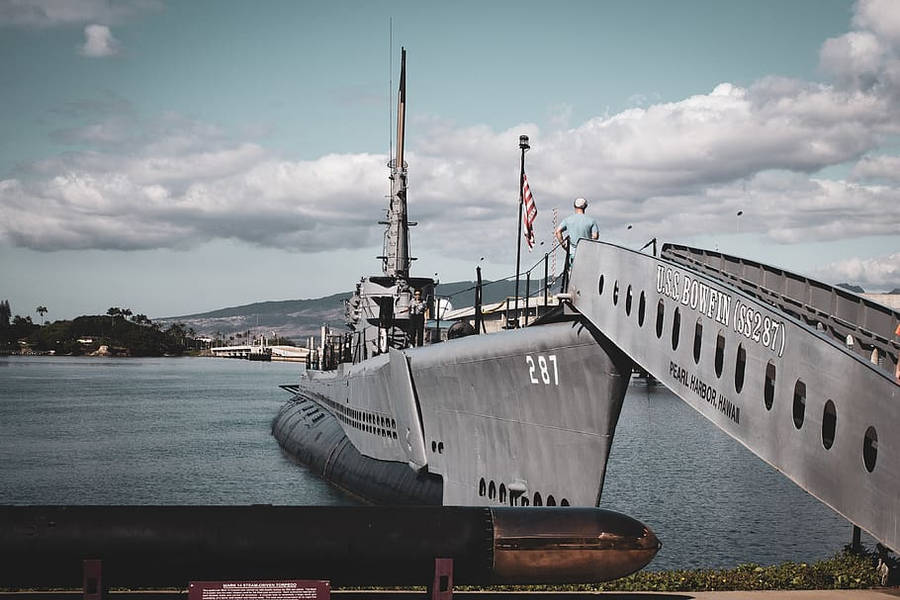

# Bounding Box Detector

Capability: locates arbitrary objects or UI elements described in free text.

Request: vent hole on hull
[863,426,878,473]
[656,300,665,339]
[822,400,836,450]
[715,331,725,378]
[734,344,746,394]
[764,361,776,411]
[693,319,703,364]
[671,307,681,351]
[638,292,646,327]
[793,379,806,429]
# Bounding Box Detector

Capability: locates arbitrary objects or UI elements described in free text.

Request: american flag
[522,173,537,250]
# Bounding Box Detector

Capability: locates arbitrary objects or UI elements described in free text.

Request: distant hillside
[158,278,556,343]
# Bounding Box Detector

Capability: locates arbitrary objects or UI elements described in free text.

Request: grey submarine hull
[272,317,634,508]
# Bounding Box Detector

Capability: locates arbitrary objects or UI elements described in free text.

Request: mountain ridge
[156,278,551,342]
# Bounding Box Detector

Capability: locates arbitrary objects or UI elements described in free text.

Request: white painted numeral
[526,355,538,384]
[525,354,559,385]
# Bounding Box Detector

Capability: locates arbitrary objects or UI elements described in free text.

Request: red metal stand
[83,559,103,600]
[430,558,453,600]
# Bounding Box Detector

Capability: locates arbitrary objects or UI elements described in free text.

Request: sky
[1,0,898,321]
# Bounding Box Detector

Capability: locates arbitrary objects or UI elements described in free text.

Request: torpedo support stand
[429,558,454,600]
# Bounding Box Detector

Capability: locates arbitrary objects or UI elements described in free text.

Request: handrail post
[544,252,549,310]
[475,266,483,334]
[524,272,531,326]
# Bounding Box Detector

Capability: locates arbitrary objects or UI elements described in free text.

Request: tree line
[0,300,201,357]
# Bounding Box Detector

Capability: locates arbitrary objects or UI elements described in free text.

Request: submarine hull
[273,319,634,508]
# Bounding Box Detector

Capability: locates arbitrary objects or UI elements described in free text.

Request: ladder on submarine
[565,240,899,553]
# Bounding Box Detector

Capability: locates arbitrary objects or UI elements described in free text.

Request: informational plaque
[189,580,330,600]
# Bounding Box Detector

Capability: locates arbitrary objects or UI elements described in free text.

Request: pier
[210,344,308,362]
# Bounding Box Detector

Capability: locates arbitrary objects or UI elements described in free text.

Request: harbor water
[0,355,859,571]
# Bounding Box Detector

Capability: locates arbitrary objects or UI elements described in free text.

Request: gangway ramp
[567,241,899,552]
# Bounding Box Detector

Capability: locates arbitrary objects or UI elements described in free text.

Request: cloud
[819,252,900,290]
[2,0,899,262]
[852,154,900,181]
[0,0,161,28]
[79,24,120,57]
[819,0,900,95]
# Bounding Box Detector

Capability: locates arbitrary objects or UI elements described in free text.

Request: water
[0,356,859,570]
[0,355,350,506]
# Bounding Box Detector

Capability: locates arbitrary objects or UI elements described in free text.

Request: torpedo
[0,505,660,586]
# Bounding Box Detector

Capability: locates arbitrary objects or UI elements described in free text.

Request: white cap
[574,197,588,208]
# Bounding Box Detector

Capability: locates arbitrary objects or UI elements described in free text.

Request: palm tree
[35,306,48,324]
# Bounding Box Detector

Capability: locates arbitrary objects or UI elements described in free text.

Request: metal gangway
[566,241,899,553]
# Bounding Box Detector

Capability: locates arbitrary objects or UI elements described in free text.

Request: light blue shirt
[558,213,598,246]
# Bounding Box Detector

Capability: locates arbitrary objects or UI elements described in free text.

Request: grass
[456,548,887,592]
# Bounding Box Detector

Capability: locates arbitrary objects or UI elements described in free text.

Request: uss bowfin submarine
[273,47,899,572]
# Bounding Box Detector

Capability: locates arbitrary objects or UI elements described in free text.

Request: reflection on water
[603,376,861,570]
[0,357,863,570]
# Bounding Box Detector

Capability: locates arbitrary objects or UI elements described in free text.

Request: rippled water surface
[0,356,859,570]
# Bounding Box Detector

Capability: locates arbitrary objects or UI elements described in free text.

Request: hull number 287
[526,354,559,385]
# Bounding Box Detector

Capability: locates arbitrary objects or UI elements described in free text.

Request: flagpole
[512,134,529,329]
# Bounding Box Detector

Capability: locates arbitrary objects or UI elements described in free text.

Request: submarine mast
[383,47,410,280]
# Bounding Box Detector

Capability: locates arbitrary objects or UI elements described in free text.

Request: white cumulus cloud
[819,252,900,290]
[2,0,899,264]
[852,154,900,181]
[79,24,119,57]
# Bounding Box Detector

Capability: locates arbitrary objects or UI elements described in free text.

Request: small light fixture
[519,134,530,151]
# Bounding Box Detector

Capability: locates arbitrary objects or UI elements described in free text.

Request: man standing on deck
[409,289,427,347]
[555,197,599,260]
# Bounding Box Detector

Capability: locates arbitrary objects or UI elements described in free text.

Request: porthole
[533,492,542,506]
[822,400,836,450]
[560,498,569,506]
[638,292,646,327]
[438,442,444,454]
[546,495,556,507]
[598,274,604,295]
[764,361,776,411]
[693,319,703,364]
[715,331,725,378]
[656,300,665,339]
[488,481,496,500]
[479,478,486,496]
[499,484,507,504]
[613,281,619,305]
[671,307,681,351]
[863,426,878,472]
[734,344,746,394]
[432,441,437,453]
[793,379,806,429]
[625,285,633,316]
